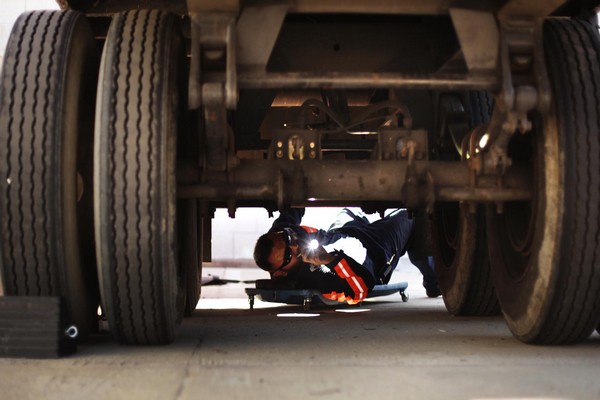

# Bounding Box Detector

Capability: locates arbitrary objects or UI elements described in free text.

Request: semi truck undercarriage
[1,0,599,346]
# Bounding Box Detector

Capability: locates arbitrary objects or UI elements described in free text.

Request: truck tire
[433,203,499,315]
[467,90,493,129]
[0,10,100,339]
[94,10,185,344]
[486,19,600,344]
[431,93,500,316]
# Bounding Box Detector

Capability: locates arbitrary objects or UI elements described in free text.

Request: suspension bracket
[482,14,551,176]
[188,11,239,172]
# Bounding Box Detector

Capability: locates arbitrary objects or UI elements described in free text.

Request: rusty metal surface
[237,71,500,90]
[177,160,531,206]
[59,0,584,212]
[236,2,288,70]
[498,0,568,18]
[288,0,458,15]
[57,0,576,16]
[203,83,230,171]
[188,13,238,109]
[60,0,579,17]
[187,0,239,13]
[449,9,499,72]
[61,0,188,15]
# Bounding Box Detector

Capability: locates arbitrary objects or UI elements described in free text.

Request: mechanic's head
[253,228,302,277]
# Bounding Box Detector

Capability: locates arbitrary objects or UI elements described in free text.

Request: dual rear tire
[486,19,600,344]
[432,20,600,344]
[0,9,192,345]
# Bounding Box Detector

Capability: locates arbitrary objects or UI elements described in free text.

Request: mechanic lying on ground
[253,208,440,304]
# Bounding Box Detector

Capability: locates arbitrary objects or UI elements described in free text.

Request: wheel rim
[436,202,459,268]
[499,202,535,280]
[486,110,558,341]
[490,130,536,281]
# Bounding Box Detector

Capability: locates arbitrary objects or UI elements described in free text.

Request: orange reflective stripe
[323,292,339,301]
[300,225,318,233]
[332,259,368,302]
[323,292,362,305]
[323,292,349,303]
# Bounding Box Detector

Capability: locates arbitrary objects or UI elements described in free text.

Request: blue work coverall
[268,208,437,303]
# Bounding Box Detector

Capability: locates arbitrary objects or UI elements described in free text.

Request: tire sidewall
[59,10,101,340]
[432,202,476,313]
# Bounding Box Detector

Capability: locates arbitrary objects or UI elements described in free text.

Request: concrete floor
[1,259,599,400]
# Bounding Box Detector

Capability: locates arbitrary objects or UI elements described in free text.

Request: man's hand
[300,245,336,266]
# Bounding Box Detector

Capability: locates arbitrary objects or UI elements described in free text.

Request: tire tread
[97,9,178,345]
[0,11,71,297]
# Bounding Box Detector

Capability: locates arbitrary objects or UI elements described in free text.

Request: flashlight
[298,239,320,259]
[307,239,319,251]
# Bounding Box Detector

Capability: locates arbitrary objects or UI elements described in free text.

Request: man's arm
[299,247,376,304]
[268,208,305,232]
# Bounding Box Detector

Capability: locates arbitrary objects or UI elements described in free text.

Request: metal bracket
[376,129,428,162]
[268,128,428,162]
[401,141,435,212]
[188,13,238,110]
[482,16,550,175]
[449,8,499,72]
[270,130,322,160]
[188,12,239,172]
[203,83,232,171]
[237,1,289,72]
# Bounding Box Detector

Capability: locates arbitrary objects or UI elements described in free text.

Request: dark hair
[254,233,277,271]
